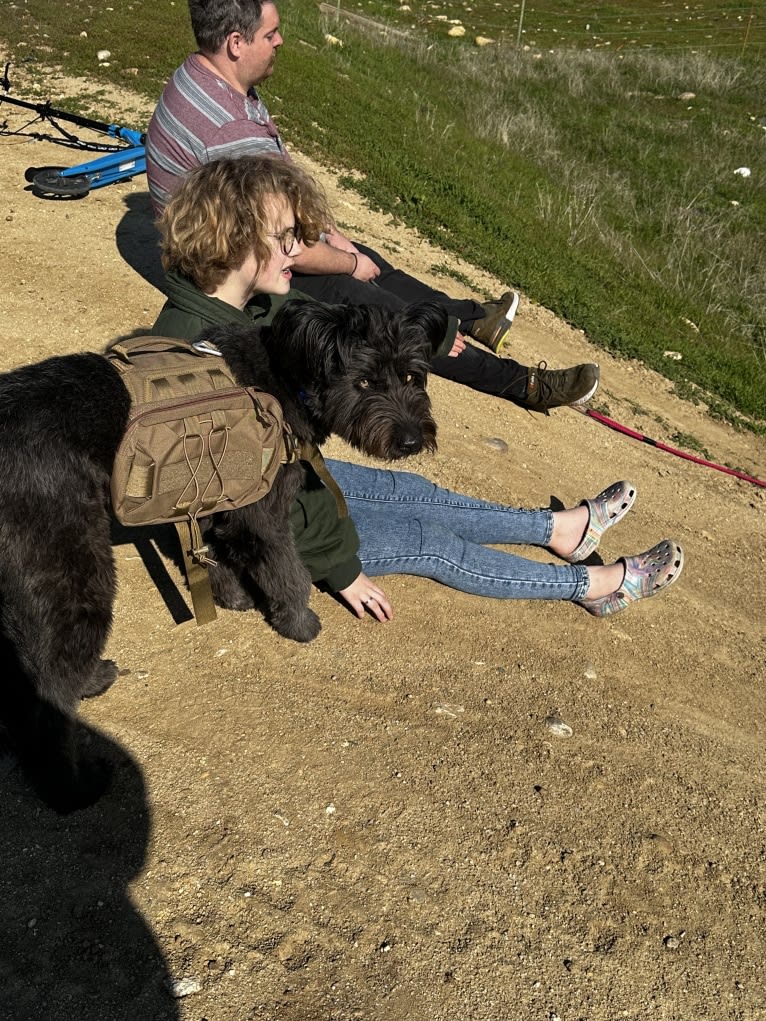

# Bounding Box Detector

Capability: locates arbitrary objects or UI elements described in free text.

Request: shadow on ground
[116,191,165,293]
[0,727,179,1021]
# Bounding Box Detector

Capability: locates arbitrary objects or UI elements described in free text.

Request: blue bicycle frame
[53,125,146,190]
[1,69,147,198]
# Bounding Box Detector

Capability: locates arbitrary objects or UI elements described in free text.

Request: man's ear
[226,32,244,58]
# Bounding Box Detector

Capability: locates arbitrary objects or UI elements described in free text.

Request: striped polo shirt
[145,53,290,215]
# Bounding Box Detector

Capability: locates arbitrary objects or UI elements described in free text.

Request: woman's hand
[339,573,393,622]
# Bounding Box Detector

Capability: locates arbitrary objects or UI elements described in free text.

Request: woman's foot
[553,480,637,563]
[579,539,684,617]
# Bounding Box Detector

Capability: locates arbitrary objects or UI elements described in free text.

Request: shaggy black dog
[0,299,444,813]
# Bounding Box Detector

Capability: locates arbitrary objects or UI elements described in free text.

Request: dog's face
[267,300,444,459]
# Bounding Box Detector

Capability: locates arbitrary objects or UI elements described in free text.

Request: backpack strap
[298,442,348,518]
[175,518,218,625]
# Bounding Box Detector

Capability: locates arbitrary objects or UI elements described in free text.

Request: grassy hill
[2,0,764,424]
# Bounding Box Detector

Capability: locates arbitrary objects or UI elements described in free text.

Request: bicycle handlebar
[1,63,145,142]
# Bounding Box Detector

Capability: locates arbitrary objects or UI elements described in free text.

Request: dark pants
[292,243,529,402]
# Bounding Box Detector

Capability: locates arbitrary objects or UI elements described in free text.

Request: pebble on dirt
[167,977,203,998]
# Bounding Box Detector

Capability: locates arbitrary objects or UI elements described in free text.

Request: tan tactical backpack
[107,336,298,625]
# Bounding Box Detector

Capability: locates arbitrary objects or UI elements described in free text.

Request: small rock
[474,36,494,46]
[648,832,674,855]
[96,49,111,61]
[325,802,336,815]
[678,91,696,100]
[483,437,508,452]
[167,977,202,998]
[448,25,466,37]
[583,661,597,680]
[80,31,88,38]
[663,935,680,950]
[733,166,751,177]
[323,34,343,47]
[545,714,573,738]
[663,350,683,361]
[434,703,464,718]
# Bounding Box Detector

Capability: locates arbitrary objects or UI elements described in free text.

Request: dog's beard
[320,385,438,460]
[245,298,444,459]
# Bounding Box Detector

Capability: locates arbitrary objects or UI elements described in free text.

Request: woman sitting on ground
[152,156,684,620]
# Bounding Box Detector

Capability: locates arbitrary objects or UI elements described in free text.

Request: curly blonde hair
[158,156,334,293]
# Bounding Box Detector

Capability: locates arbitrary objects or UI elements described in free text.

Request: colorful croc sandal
[565,480,637,563]
[578,539,685,617]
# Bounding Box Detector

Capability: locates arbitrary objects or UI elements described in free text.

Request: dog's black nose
[396,434,423,456]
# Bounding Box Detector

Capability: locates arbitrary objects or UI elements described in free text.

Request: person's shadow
[115,191,166,293]
[0,724,180,1021]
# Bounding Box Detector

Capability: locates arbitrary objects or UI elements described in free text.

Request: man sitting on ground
[145,0,600,413]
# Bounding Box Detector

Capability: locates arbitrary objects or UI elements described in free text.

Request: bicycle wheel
[28,167,91,199]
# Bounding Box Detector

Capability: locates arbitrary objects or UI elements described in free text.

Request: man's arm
[294,239,380,282]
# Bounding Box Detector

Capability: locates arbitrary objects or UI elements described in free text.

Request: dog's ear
[268,300,369,379]
[398,302,450,356]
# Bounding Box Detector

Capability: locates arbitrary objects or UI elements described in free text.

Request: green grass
[670,430,711,458]
[351,0,765,56]
[1,0,764,426]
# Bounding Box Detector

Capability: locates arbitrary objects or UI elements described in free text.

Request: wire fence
[355,0,762,56]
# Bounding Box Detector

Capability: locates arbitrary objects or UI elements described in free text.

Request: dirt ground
[1,67,765,1021]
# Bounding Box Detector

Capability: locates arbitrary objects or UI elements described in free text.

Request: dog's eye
[358,379,370,389]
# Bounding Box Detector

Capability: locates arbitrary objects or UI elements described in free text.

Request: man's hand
[339,573,393,622]
[448,332,467,357]
[292,239,380,280]
[325,230,380,281]
[324,228,357,254]
[349,251,381,282]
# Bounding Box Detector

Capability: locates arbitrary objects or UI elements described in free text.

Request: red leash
[577,407,766,489]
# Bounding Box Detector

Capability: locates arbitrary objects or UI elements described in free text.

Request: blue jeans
[325,460,590,602]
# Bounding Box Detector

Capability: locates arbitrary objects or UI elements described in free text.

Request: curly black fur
[196,299,443,639]
[0,354,131,813]
[0,300,443,812]
[204,299,443,457]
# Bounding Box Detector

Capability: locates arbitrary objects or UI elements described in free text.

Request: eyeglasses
[267,222,302,255]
